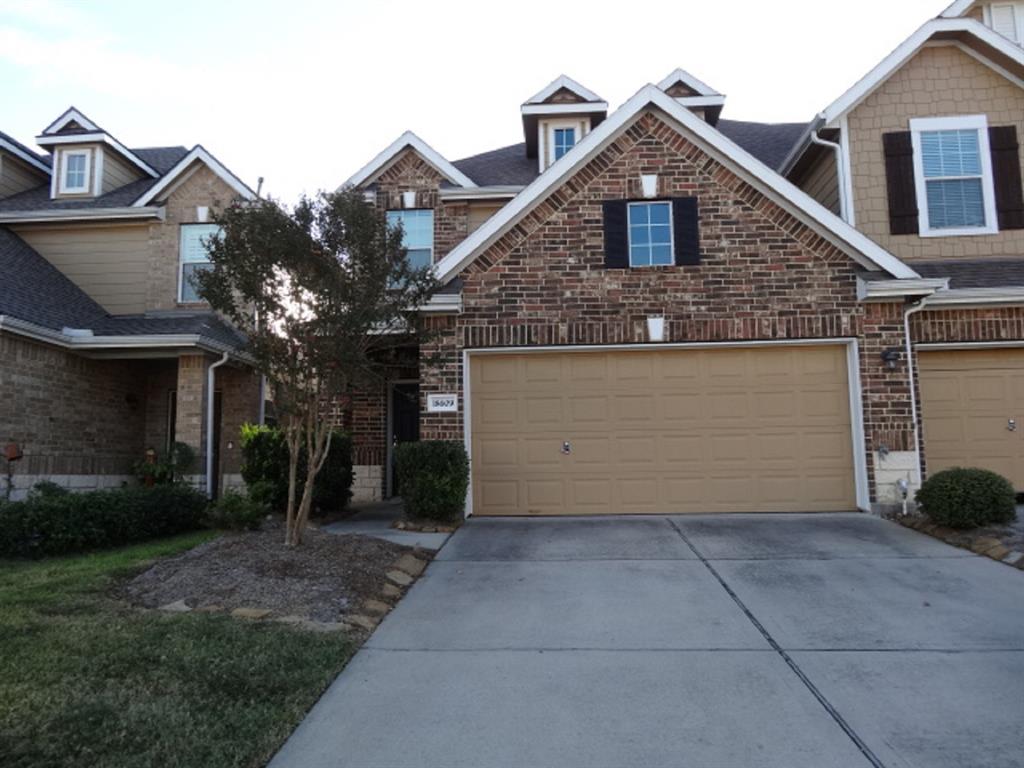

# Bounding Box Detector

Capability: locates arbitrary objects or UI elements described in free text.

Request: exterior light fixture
[881,348,901,370]
[647,316,666,342]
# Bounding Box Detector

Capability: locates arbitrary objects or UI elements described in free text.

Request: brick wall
[847,45,1024,261]
[418,110,915,504]
[217,364,262,475]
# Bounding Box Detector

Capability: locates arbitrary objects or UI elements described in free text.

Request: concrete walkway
[272,513,1024,768]
[321,499,451,551]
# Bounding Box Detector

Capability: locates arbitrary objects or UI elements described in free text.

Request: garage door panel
[920,349,1024,490]
[471,346,856,515]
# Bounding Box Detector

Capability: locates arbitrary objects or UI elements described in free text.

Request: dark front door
[391,383,420,496]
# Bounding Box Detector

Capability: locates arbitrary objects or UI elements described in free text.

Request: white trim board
[657,67,723,97]
[432,84,919,285]
[343,130,476,190]
[0,136,51,175]
[521,103,609,116]
[941,0,978,17]
[821,18,1024,126]
[36,132,158,178]
[133,145,256,206]
[523,75,603,106]
[461,338,870,516]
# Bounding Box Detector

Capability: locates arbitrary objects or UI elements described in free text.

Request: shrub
[916,467,1018,529]
[134,442,197,486]
[206,489,267,531]
[0,485,208,558]
[239,424,353,516]
[394,441,469,522]
[27,481,70,499]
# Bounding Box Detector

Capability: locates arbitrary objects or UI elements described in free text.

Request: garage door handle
[561,441,572,455]
[1009,419,1017,432]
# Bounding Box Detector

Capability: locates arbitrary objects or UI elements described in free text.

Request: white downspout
[902,297,931,512]
[810,129,849,223]
[206,352,230,498]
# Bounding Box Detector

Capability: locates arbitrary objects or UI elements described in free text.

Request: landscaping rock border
[898,516,1024,570]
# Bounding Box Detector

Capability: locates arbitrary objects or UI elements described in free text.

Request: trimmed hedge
[394,441,469,522]
[239,424,354,516]
[916,467,1018,529]
[206,489,267,531]
[0,484,208,558]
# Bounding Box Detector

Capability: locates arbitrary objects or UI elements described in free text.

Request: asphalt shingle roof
[0,130,48,166]
[0,227,247,350]
[0,146,189,213]
[914,258,1024,288]
[453,143,538,187]
[716,119,810,170]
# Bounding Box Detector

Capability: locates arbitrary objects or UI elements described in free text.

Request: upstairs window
[386,209,434,269]
[59,150,90,194]
[628,201,674,266]
[911,116,997,237]
[179,223,220,303]
[553,127,576,161]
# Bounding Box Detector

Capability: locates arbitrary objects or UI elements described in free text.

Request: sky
[1,0,954,201]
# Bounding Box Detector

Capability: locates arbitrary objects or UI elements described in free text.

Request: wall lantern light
[881,348,901,370]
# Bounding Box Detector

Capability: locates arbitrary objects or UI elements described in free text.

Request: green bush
[134,442,197,486]
[916,467,1018,529]
[394,441,469,522]
[239,424,353,516]
[0,484,208,558]
[206,489,267,531]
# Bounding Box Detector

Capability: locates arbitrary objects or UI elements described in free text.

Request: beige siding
[467,202,504,234]
[12,223,150,314]
[0,153,47,199]
[101,149,144,194]
[847,45,1024,261]
[794,149,840,215]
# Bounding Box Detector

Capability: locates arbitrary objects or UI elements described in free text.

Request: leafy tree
[196,189,439,546]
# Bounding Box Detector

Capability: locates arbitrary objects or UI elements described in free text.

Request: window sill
[918,225,999,238]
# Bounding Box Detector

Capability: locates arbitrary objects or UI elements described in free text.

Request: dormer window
[59,150,91,194]
[985,3,1024,43]
[553,127,576,161]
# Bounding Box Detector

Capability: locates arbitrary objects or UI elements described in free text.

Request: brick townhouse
[338,0,1024,516]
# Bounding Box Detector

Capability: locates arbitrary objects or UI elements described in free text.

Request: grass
[0,532,356,768]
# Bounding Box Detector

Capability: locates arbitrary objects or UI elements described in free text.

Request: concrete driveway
[271,514,1024,768]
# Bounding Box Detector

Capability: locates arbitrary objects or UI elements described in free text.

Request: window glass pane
[630,245,651,267]
[406,248,432,270]
[628,202,673,267]
[926,178,986,229]
[553,128,576,161]
[65,153,86,188]
[649,203,670,224]
[921,130,981,178]
[387,209,434,257]
[180,262,211,302]
[180,224,220,264]
[630,226,650,245]
[650,245,673,265]
[650,224,672,246]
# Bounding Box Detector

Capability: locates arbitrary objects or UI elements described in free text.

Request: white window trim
[910,115,998,238]
[178,223,219,303]
[543,119,583,171]
[627,201,675,268]
[58,149,91,194]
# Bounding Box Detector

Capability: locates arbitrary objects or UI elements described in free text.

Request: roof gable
[344,131,476,189]
[657,68,723,98]
[434,85,917,284]
[524,75,604,105]
[133,145,256,206]
[41,107,101,135]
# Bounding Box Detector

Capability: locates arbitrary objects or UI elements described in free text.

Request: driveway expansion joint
[666,517,886,768]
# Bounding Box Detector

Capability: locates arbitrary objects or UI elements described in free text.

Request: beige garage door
[919,349,1024,489]
[469,345,856,515]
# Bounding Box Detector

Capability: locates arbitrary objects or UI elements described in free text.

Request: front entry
[389,382,420,497]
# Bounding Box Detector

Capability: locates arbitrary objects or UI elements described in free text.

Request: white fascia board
[0,137,51,175]
[36,132,158,177]
[419,293,463,314]
[924,286,1024,305]
[133,145,256,206]
[657,68,723,97]
[41,107,99,135]
[940,0,977,17]
[673,95,727,108]
[434,84,919,285]
[524,75,604,106]
[439,185,522,201]
[856,276,949,301]
[520,102,609,116]
[0,206,164,224]
[343,130,476,190]
[822,18,1024,125]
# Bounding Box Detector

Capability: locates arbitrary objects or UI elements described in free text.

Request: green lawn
[0,533,355,768]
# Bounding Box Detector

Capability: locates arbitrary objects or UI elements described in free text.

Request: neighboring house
[0,108,260,500]
[340,4,1024,515]
[783,1,1024,500]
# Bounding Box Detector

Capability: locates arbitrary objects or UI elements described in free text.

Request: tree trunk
[292,397,333,545]
[283,416,303,547]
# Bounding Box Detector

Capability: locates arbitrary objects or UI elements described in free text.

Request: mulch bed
[119,524,427,622]
[898,514,1024,569]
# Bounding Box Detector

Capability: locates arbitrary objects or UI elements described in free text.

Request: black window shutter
[989,125,1024,230]
[672,197,700,265]
[882,131,919,235]
[602,200,629,268]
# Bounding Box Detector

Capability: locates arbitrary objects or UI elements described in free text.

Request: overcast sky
[1,0,952,201]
